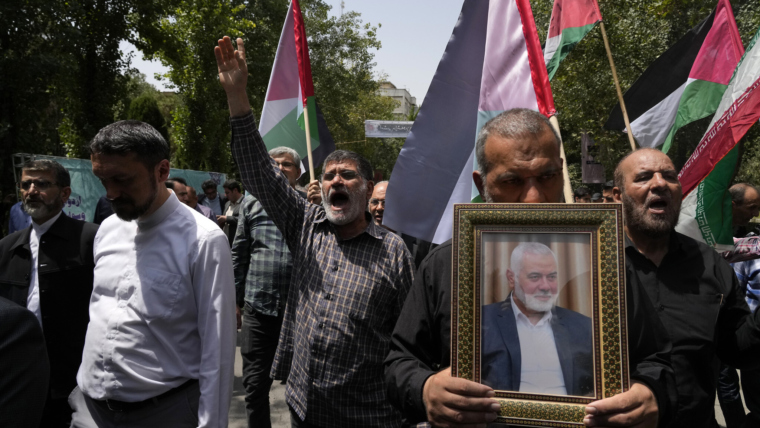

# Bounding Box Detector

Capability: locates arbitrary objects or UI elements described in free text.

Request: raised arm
[215,36,308,251]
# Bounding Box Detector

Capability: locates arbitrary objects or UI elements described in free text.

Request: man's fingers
[444,375,496,398]
[213,46,224,70]
[236,38,246,59]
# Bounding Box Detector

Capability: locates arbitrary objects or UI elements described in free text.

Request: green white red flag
[543,0,602,80]
[605,0,743,153]
[676,26,760,250]
[259,0,334,173]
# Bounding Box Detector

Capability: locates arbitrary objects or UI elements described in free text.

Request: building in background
[378,82,417,118]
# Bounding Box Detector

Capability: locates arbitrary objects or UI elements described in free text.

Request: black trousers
[240,304,284,428]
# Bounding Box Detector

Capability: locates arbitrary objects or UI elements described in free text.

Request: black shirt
[626,231,760,427]
[385,239,676,426]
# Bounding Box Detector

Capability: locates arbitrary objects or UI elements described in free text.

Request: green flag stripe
[263,106,320,157]
[546,22,597,80]
[696,145,738,247]
[661,79,728,153]
[297,96,320,152]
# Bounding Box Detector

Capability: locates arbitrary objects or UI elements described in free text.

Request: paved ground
[228,331,290,428]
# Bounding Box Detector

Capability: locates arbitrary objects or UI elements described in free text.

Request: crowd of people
[2,35,760,428]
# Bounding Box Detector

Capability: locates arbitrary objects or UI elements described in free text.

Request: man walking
[70,120,236,428]
[219,179,245,244]
[217,36,414,428]
[232,146,304,427]
[0,159,98,427]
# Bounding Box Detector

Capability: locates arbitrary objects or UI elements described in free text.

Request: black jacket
[384,240,676,426]
[0,296,49,428]
[0,214,98,399]
[198,193,228,216]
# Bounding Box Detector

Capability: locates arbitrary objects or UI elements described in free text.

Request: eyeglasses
[322,170,359,182]
[275,161,296,169]
[369,198,386,207]
[19,179,56,191]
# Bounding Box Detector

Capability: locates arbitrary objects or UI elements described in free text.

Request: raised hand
[214,36,250,116]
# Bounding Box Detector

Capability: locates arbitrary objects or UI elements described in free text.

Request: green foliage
[530,0,760,191]
[128,95,169,142]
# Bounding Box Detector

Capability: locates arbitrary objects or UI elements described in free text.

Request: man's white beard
[23,197,62,221]
[322,181,367,226]
[514,279,557,313]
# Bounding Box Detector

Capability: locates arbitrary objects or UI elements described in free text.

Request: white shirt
[27,211,63,327]
[511,294,567,395]
[77,193,236,428]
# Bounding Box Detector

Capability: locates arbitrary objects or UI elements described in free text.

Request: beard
[322,180,368,226]
[110,177,158,221]
[514,279,557,313]
[23,195,63,221]
[622,189,680,238]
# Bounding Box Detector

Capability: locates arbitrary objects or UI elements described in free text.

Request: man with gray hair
[481,242,593,396]
[0,159,98,426]
[231,145,304,427]
[385,109,674,428]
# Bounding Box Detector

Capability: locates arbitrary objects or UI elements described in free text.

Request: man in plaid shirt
[216,37,414,427]
[231,145,305,428]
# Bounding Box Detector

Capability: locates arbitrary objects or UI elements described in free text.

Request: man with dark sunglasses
[216,36,414,428]
[0,159,98,427]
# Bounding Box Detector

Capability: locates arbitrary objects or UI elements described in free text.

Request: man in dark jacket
[384,110,674,428]
[0,159,98,427]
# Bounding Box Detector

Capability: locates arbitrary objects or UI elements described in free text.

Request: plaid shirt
[230,113,414,427]
[231,194,292,316]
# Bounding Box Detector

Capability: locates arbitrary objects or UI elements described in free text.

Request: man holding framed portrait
[384,109,675,428]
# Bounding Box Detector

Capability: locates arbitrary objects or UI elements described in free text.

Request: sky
[121,0,465,106]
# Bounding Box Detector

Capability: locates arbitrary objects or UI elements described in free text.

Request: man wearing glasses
[0,159,98,427]
[231,146,305,427]
[369,181,390,231]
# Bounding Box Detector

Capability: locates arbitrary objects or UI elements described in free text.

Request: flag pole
[303,104,316,182]
[549,115,574,203]
[599,21,637,152]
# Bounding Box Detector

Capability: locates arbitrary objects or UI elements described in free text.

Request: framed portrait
[451,203,628,427]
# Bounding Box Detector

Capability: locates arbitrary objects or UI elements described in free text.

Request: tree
[128,94,169,142]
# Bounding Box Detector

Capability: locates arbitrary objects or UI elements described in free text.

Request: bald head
[613,149,682,238]
[730,183,760,227]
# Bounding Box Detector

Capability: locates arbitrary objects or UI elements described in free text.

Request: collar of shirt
[136,192,179,230]
[313,211,385,241]
[31,211,63,237]
[624,230,685,266]
[510,292,553,328]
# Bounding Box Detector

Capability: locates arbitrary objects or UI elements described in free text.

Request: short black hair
[603,180,614,190]
[22,159,71,188]
[201,179,218,191]
[223,179,242,192]
[171,176,187,186]
[574,186,590,198]
[321,150,373,182]
[89,120,170,169]
[165,179,176,190]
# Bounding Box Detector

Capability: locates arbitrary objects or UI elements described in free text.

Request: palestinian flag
[543,0,602,81]
[259,0,334,174]
[676,26,760,250]
[605,0,743,153]
[384,0,555,244]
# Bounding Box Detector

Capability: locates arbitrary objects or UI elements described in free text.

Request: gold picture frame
[451,203,629,427]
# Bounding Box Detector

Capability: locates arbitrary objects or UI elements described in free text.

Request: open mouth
[647,198,668,215]
[329,192,350,211]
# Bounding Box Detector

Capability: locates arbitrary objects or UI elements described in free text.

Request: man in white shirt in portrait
[69,119,236,428]
[480,242,594,397]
